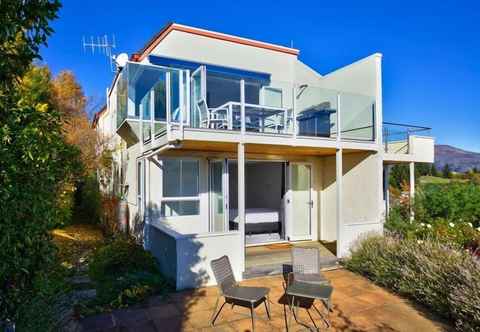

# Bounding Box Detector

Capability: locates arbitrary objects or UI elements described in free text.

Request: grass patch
[419,176,469,184]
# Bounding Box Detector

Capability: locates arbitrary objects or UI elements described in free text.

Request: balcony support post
[240,79,245,135]
[336,148,343,258]
[150,90,154,144]
[237,142,245,274]
[384,165,391,217]
[166,72,171,141]
[409,162,415,220]
[336,93,341,143]
[139,98,144,153]
[292,85,297,139]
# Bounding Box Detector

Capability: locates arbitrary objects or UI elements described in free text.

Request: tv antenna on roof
[82,34,118,72]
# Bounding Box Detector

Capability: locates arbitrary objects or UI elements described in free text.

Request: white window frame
[159,157,201,219]
[136,159,145,216]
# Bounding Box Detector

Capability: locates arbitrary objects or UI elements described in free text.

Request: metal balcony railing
[382,122,431,154]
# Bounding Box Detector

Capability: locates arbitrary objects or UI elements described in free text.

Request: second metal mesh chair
[290,247,330,286]
[210,255,271,332]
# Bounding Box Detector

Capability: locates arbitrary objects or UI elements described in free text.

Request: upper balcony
[114,59,378,149]
[383,122,434,163]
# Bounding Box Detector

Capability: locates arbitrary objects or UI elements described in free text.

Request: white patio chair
[196,99,228,129]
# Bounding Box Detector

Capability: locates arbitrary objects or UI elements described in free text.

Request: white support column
[336,93,343,257]
[150,90,154,144]
[166,72,171,141]
[292,85,297,139]
[237,143,246,275]
[240,79,246,135]
[336,148,343,257]
[139,100,144,153]
[384,165,391,217]
[410,162,415,220]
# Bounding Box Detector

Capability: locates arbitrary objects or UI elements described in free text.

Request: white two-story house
[94,23,434,290]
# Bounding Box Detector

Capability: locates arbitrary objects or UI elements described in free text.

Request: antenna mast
[82,34,117,72]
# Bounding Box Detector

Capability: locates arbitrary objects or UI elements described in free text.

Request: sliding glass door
[209,159,229,232]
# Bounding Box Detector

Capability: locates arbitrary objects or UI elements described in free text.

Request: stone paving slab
[77,269,451,332]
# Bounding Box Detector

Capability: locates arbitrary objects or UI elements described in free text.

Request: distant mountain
[435,145,480,173]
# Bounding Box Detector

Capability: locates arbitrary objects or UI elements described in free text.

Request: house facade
[94,23,434,290]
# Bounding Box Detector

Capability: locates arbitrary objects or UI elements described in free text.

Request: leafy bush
[415,183,480,227]
[15,264,72,331]
[89,238,159,281]
[346,235,480,331]
[0,68,81,321]
[87,238,171,310]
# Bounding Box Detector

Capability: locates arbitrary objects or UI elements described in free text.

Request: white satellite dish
[114,53,129,68]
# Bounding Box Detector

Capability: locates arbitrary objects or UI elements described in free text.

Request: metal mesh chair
[290,247,330,286]
[210,255,271,331]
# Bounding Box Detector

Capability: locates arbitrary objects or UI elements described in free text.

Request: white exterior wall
[322,151,383,256]
[148,30,297,82]
[176,231,243,289]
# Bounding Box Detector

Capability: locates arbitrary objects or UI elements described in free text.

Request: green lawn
[419,175,470,184]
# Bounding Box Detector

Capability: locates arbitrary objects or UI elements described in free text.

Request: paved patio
[78,269,450,332]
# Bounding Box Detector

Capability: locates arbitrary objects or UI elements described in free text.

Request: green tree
[442,164,452,178]
[0,0,80,324]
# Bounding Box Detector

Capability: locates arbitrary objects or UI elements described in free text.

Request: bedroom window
[161,159,200,217]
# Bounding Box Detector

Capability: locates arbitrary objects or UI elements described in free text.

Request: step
[243,257,340,279]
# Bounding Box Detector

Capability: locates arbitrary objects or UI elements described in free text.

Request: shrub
[89,238,159,282]
[15,264,72,331]
[87,238,171,310]
[415,183,480,227]
[346,235,480,331]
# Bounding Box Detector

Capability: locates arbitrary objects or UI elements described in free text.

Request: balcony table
[211,101,288,132]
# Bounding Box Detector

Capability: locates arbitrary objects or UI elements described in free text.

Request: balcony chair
[289,247,330,287]
[210,255,271,332]
[196,99,228,129]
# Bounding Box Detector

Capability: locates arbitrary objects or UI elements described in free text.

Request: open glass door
[288,163,313,241]
[190,65,206,128]
[209,159,229,232]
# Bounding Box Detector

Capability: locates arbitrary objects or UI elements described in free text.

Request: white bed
[229,208,281,234]
[230,208,280,223]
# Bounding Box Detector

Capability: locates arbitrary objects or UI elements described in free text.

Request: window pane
[154,76,167,121]
[181,160,199,196]
[163,159,199,197]
[170,71,180,122]
[163,159,181,197]
[263,87,282,108]
[161,201,199,217]
[206,74,240,108]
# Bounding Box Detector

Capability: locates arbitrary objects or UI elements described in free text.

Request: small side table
[286,281,333,331]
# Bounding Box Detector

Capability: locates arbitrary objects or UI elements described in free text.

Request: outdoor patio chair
[197,99,228,129]
[210,255,271,331]
[289,247,330,287]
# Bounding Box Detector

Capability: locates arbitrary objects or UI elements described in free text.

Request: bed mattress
[230,208,280,224]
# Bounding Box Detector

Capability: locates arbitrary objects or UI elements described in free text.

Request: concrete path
[77,269,450,332]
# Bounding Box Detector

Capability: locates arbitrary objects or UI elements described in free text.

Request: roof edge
[138,23,299,61]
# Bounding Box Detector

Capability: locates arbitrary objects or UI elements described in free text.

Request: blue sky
[40,0,480,152]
